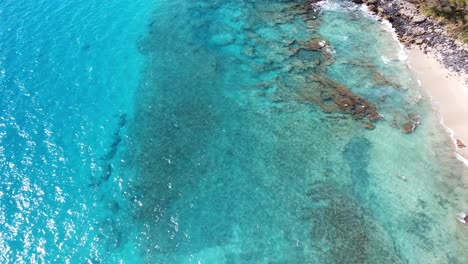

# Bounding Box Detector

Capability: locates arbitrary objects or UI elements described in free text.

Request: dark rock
[371,0,468,75]
[457,139,466,148]
[294,38,327,51]
[402,121,416,134]
[307,74,381,122]
[400,35,412,43]
[411,27,425,36]
[402,113,420,133]
[411,15,426,23]
[368,4,377,12]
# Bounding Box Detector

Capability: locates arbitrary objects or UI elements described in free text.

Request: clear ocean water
[1,0,468,263]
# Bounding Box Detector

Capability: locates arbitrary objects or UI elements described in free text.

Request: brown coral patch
[402,113,421,134]
[304,74,380,121]
[402,121,416,134]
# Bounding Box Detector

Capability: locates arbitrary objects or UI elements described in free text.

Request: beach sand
[407,47,468,169]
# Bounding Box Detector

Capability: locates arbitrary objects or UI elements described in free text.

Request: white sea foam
[359,2,468,169]
[455,153,468,166]
[380,20,408,61]
[436,114,468,167]
[355,3,408,62]
[381,55,390,64]
[317,0,358,11]
[359,3,468,168]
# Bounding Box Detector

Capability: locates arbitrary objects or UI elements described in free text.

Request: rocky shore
[351,0,468,75]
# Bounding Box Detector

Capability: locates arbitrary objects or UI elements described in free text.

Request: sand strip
[407,48,468,166]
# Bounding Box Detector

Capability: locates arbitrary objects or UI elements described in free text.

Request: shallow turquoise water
[1,0,468,263]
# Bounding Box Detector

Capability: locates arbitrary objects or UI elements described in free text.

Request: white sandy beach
[407,48,468,169]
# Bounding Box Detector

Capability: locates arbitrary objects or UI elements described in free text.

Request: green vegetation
[418,0,468,42]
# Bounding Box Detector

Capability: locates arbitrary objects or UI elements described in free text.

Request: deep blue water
[0,0,152,262]
[1,0,468,263]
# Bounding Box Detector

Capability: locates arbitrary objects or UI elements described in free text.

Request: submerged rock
[402,121,416,134]
[294,38,328,51]
[402,113,421,134]
[302,74,380,122]
[361,122,376,130]
[383,14,393,22]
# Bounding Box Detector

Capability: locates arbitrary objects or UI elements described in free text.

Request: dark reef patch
[344,137,372,202]
[297,73,380,123]
[304,181,402,263]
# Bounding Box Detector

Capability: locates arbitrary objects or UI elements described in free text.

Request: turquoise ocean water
[1,0,468,263]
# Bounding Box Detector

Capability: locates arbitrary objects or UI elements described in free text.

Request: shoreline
[406,48,468,166]
[343,0,468,167]
[353,0,468,75]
